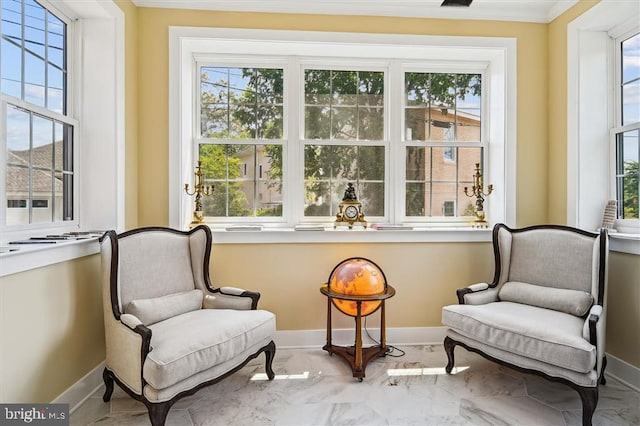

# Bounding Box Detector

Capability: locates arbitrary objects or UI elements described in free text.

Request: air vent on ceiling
[440,0,473,7]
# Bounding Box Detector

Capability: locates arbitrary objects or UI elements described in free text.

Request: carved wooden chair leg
[264,340,277,380]
[444,336,456,374]
[599,356,607,385]
[102,369,114,402]
[576,386,598,426]
[147,401,173,426]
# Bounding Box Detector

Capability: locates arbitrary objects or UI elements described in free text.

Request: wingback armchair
[442,223,608,426]
[100,226,276,426]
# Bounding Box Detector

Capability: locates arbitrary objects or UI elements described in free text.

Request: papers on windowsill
[294,225,327,231]
[225,225,263,231]
[370,224,414,230]
[9,231,105,245]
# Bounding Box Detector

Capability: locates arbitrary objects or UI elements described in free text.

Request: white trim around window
[169,27,516,242]
[567,0,640,255]
[0,0,125,274]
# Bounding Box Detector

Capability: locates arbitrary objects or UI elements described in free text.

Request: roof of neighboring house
[7,142,64,195]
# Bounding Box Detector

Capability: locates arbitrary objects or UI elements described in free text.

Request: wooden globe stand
[320,284,396,381]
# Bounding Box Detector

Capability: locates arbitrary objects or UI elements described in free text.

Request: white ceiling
[130,0,579,23]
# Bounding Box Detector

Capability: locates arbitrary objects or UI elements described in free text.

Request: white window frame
[299,61,389,224]
[196,59,288,223]
[567,0,640,254]
[610,27,640,233]
[1,0,79,232]
[0,0,125,276]
[400,65,486,223]
[169,28,516,242]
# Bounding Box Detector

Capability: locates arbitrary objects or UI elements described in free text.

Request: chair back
[494,224,608,306]
[101,226,212,317]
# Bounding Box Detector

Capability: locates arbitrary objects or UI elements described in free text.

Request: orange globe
[327,258,387,317]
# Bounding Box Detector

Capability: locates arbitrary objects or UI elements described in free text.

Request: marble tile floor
[71,345,639,426]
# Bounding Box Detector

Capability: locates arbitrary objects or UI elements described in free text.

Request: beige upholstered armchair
[442,223,608,426]
[99,226,276,426]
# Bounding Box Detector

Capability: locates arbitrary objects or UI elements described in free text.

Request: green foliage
[623,160,639,219]
[198,144,249,217]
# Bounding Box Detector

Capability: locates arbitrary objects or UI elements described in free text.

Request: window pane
[1,38,22,99]
[622,80,639,126]
[305,69,384,141]
[406,146,482,218]
[304,145,384,217]
[201,104,229,138]
[358,107,384,140]
[405,108,427,141]
[622,33,640,84]
[6,165,29,225]
[429,109,454,141]
[406,146,429,181]
[616,129,639,219]
[199,144,282,217]
[7,105,30,161]
[331,106,357,139]
[406,182,429,217]
[200,67,284,139]
[47,64,64,113]
[24,52,45,107]
[359,181,384,216]
[32,115,53,169]
[304,106,330,139]
[405,72,481,142]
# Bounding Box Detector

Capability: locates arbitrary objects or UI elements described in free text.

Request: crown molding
[130,0,579,24]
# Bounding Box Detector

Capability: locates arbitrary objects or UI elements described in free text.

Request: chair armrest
[120,313,143,330]
[203,287,261,310]
[583,304,606,379]
[583,305,603,345]
[104,316,152,395]
[456,283,499,305]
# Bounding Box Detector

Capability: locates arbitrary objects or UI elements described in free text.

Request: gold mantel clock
[334,183,367,229]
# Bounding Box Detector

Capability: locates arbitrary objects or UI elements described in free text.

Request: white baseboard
[273,326,447,348]
[52,361,105,413]
[605,352,640,392]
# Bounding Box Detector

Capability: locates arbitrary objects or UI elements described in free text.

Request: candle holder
[464,163,493,225]
[184,161,214,226]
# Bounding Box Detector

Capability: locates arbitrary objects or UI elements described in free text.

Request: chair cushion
[144,309,276,389]
[498,281,593,317]
[442,301,595,373]
[125,289,203,326]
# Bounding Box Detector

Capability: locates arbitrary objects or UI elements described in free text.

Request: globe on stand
[327,257,387,317]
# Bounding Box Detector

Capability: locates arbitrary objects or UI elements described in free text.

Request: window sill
[0,238,101,277]
[609,232,640,255]
[210,226,493,244]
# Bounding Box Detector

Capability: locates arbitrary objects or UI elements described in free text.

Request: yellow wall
[115,0,140,230]
[606,252,640,367]
[0,255,104,403]
[547,0,600,223]
[211,242,494,330]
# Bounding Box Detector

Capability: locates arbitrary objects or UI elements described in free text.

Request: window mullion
[389,61,403,224]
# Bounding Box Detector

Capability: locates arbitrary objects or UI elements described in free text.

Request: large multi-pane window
[613,31,639,220]
[195,60,485,224]
[1,0,74,226]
